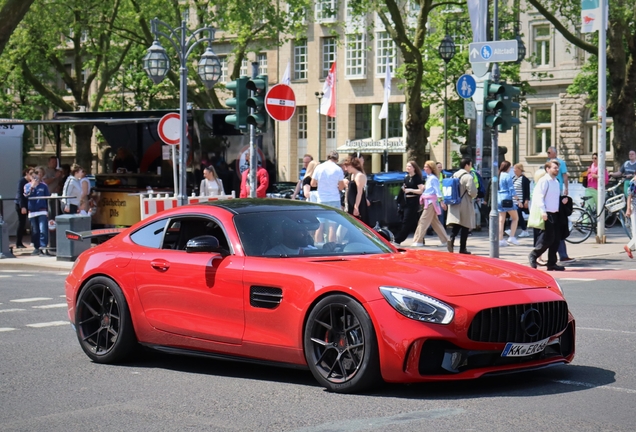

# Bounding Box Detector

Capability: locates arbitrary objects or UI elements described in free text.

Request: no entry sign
[158,113,181,145]
[265,84,296,122]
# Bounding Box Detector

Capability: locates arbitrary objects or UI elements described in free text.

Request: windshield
[234,209,393,257]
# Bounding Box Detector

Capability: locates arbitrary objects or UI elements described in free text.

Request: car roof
[196,198,332,214]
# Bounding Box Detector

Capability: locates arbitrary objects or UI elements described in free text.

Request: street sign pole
[489,0,501,259]
[249,62,258,198]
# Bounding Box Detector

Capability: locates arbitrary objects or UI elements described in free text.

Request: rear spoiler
[66,228,126,242]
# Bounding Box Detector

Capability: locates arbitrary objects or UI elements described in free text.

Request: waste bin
[366,172,406,229]
[56,214,91,261]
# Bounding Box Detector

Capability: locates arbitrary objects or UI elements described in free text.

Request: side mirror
[186,235,224,254]
[375,228,394,243]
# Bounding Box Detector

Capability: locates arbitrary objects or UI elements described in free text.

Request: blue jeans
[30,214,48,250]
[558,239,569,260]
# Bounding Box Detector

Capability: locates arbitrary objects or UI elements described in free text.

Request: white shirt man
[311,151,344,209]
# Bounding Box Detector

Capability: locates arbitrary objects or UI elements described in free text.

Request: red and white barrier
[140,192,235,220]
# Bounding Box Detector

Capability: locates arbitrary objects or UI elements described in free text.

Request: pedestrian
[545,146,575,264]
[392,160,424,245]
[302,160,319,202]
[623,176,636,259]
[343,155,369,224]
[14,167,33,249]
[310,150,345,209]
[239,160,269,198]
[497,161,520,247]
[511,163,531,238]
[610,149,636,181]
[200,165,225,197]
[586,153,609,190]
[24,166,51,256]
[292,154,313,200]
[411,161,450,247]
[528,160,567,271]
[61,164,84,214]
[78,168,91,215]
[446,158,477,254]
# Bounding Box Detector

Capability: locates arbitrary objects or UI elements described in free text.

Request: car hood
[311,249,555,298]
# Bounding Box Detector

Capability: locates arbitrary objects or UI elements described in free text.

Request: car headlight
[379,286,454,324]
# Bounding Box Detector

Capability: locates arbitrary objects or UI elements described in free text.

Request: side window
[163,216,231,252]
[129,219,168,249]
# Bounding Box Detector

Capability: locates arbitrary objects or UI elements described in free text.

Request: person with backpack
[497,160,520,247]
[411,161,450,247]
[446,158,477,254]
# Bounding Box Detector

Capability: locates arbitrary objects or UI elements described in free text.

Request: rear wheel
[566,206,593,244]
[621,210,633,240]
[304,295,382,393]
[75,276,136,363]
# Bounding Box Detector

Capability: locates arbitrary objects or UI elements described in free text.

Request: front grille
[250,286,283,309]
[467,301,569,343]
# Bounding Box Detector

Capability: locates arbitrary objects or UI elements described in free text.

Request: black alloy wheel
[75,276,136,363]
[304,295,381,393]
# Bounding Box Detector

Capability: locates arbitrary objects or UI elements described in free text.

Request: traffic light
[246,74,268,133]
[225,77,248,132]
[483,80,504,129]
[498,83,521,133]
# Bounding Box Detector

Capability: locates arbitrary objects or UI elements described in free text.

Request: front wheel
[75,276,137,363]
[566,206,593,244]
[304,295,382,393]
[620,210,633,240]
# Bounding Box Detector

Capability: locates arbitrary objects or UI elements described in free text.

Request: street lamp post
[315,91,323,161]
[143,18,221,205]
[438,30,455,170]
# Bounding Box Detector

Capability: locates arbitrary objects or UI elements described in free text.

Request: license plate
[501,338,549,357]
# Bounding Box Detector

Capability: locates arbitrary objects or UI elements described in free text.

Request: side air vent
[250,286,283,309]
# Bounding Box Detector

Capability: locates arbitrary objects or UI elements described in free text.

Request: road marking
[0,328,17,332]
[0,275,11,278]
[26,321,69,328]
[551,379,636,394]
[32,303,67,309]
[10,297,52,303]
[16,274,35,277]
[0,308,26,313]
[578,326,636,335]
[558,278,596,281]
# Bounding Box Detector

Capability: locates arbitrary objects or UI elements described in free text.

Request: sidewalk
[0,226,631,272]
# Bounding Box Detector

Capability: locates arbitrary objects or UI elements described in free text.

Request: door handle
[150,260,170,272]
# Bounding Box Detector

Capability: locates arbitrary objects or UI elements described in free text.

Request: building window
[345,34,366,78]
[294,40,308,80]
[355,104,372,139]
[381,104,403,138]
[326,117,336,153]
[257,53,267,75]
[533,25,551,67]
[585,111,613,155]
[315,0,337,23]
[32,125,44,150]
[297,106,307,140]
[219,56,228,83]
[375,31,396,76]
[240,58,248,77]
[322,37,337,79]
[532,108,552,154]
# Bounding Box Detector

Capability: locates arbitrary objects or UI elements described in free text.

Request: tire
[566,206,593,244]
[604,211,618,228]
[75,276,137,364]
[304,295,382,393]
[621,210,633,240]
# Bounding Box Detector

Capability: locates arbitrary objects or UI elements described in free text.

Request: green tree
[527,0,635,169]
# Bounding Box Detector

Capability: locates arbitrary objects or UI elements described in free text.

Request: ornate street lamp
[438,32,455,170]
[515,35,526,63]
[315,91,324,161]
[143,18,221,205]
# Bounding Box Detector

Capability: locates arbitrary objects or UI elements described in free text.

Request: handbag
[501,198,514,209]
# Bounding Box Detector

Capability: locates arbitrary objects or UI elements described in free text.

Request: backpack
[472,170,486,199]
[442,173,468,205]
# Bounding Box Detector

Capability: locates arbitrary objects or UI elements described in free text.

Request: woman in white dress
[200,165,225,197]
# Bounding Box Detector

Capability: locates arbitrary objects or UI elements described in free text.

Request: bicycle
[567,178,632,243]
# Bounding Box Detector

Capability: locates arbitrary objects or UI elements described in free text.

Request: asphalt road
[1,266,635,431]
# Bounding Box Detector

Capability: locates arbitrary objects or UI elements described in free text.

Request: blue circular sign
[456,74,476,99]
[480,45,493,60]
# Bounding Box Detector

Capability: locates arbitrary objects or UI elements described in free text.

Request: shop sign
[338,138,406,154]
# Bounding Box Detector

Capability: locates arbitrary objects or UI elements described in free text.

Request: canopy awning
[337,137,406,154]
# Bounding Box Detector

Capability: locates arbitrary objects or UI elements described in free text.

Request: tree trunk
[0,0,35,56]
[608,103,636,171]
[404,86,429,163]
[74,124,94,174]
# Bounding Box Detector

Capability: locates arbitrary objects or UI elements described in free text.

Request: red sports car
[65,199,575,393]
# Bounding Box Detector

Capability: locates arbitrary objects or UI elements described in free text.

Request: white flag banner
[281,62,291,85]
[378,62,392,120]
[467,0,487,42]
[320,62,336,117]
[581,0,608,33]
